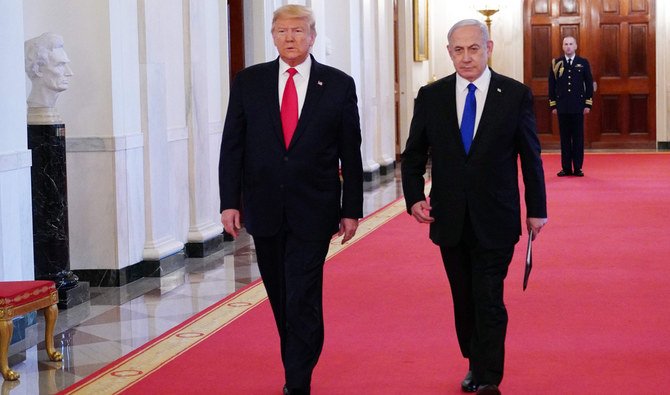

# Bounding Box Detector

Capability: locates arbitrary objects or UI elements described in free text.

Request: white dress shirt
[278,56,311,118]
[456,67,491,139]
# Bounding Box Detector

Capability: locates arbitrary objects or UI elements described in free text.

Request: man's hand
[337,218,359,244]
[527,217,548,240]
[583,107,590,115]
[221,209,241,239]
[410,200,434,224]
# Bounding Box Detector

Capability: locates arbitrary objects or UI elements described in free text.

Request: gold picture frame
[413,0,429,61]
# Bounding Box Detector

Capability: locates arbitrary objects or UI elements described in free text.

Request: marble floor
[3,172,403,395]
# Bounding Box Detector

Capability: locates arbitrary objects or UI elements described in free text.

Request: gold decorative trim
[552,59,564,79]
[0,285,55,307]
[0,293,57,320]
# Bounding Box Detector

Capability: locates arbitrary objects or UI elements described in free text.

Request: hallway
[5,175,402,395]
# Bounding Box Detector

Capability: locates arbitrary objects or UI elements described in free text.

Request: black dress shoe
[557,170,572,177]
[574,169,584,177]
[476,384,501,395]
[461,370,478,392]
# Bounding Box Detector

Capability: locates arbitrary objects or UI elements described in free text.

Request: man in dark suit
[401,19,547,395]
[218,5,363,395]
[548,36,593,177]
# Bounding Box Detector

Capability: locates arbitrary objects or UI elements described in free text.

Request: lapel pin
[317,81,323,86]
[497,88,502,93]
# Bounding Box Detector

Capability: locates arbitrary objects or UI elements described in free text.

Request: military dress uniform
[548,55,593,175]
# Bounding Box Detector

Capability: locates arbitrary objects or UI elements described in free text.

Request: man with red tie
[218,5,363,394]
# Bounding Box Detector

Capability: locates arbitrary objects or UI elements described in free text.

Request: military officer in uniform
[548,36,593,177]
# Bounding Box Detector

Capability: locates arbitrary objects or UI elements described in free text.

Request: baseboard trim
[185,233,225,258]
[73,251,186,287]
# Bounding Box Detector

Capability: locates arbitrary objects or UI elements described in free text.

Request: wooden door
[228,0,245,81]
[524,0,656,149]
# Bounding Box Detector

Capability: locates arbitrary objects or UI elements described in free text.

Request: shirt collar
[279,55,312,77]
[456,66,491,93]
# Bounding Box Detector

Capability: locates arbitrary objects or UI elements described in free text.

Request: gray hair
[272,4,317,36]
[24,33,64,80]
[447,19,489,45]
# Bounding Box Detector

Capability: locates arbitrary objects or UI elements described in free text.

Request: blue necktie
[461,83,477,154]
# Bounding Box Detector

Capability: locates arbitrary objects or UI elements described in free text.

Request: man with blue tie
[549,36,594,177]
[401,19,548,395]
[218,5,363,394]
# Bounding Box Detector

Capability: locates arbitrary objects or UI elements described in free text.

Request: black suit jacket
[401,71,547,249]
[219,56,363,241]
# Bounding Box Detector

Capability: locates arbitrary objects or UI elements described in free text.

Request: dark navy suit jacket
[548,55,594,114]
[401,71,547,249]
[219,56,363,241]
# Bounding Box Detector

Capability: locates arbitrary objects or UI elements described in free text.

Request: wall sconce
[475,3,500,66]
[477,8,499,36]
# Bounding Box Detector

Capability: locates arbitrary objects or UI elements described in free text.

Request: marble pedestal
[28,119,89,308]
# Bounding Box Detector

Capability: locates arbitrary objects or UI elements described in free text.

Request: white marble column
[375,0,397,176]
[323,1,352,72]
[244,0,277,65]
[322,0,396,182]
[138,0,184,262]
[184,0,224,249]
[0,2,34,281]
[322,1,376,180]
[306,0,327,62]
[359,0,382,182]
[210,0,230,226]
[396,0,429,152]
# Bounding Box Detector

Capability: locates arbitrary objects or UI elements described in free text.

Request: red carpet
[61,153,670,394]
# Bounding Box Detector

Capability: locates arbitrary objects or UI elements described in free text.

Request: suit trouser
[558,112,585,172]
[439,215,514,386]
[253,225,330,391]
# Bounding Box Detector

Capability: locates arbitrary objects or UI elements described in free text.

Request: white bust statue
[25,33,73,123]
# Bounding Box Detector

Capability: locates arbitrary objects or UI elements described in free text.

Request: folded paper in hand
[523,229,533,291]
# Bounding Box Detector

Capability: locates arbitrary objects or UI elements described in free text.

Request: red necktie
[281,68,298,148]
